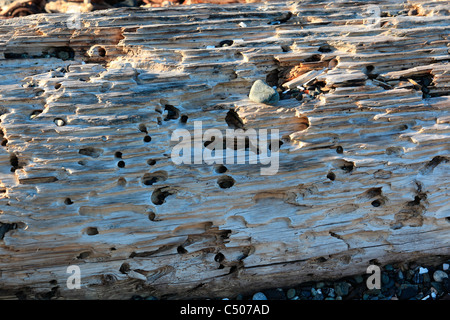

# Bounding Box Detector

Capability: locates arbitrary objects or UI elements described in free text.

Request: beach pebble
[249,80,280,105]
[443,263,449,271]
[334,282,351,297]
[419,267,428,274]
[433,270,449,282]
[252,292,267,300]
[286,288,296,299]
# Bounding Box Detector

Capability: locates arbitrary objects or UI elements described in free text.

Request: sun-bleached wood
[0,0,449,299]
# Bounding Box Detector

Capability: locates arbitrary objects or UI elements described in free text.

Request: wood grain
[0,0,449,299]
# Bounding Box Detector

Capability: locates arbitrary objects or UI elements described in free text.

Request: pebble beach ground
[132,260,450,301]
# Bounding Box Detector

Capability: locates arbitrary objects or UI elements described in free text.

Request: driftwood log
[0,0,449,299]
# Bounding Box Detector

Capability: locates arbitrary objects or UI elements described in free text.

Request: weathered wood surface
[0,0,449,299]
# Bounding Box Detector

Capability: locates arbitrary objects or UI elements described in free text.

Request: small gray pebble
[433,270,449,282]
[286,288,296,299]
[249,80,280,105]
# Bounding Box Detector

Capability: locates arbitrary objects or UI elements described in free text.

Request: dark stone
[399,285,418,300]
[263,289,286,300]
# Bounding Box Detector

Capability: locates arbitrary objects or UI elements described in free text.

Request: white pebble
[238,22,247,28]
[419,267,428,274]
[206,45,215,49]
[431,291,437,299]
[443,263,449,271]
[433,270,449,282]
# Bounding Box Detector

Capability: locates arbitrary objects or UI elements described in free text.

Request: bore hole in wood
[148,211,156,221]
[225,109,244,129]
[117,161,125,168]
[214,165,228,174]
[327,172,336,181]
[219,39,234,47]
[79,147,103,158]
[164,105,180,121]
[336,146,343,154]
[54,83,62,90]
[147,159,156,166]
[214,252,225,263]
[138,123,147,133]
[371,199,381,207]
[151,187,174,205]
[30,110,43,119]
[180,115,188,124]
[217,175,235,189]
[86,227,98,236]
[77,251,90,259]
[119,262,130,274]
[143,135,152,143]
[177,245,188,254]
[98,47,106,57]
[114,151,122,158]
[365,65,375,73]
[229,266,238,274]
[64,198,73,205]
[117,177,126,187]
[142,171,168,186]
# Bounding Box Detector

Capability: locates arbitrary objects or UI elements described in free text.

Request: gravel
[130,260,450,300]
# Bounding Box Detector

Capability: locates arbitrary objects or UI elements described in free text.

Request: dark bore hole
[180,115,188,124]
[119,262,130,274]
[214,252,225,263]
[217,175,235,189]
[151,187,174,205]
[77,251,90,259]
[147,159,156,166]
[225,109,245,129]
[148,211,156,221]
[117,161,125,168]
[371,200,381,207]
[164,105,180,121]
[117,177,127,187]
[64,198,73,205]
[114,151,123,158]
[229,266,238,274]
[1,138,7,146]
[365,65,375,73]
[336,146,344,154]
[445,217,450,223]
[10,154,19,169]
[54,83,61,90]
[177,245,188,254]
[98,47,106,57]
[55,47,75,61]
[30,110,43,119]
[138,123,148,133]
[219,40,234,47]
[327,172,336,181]
[215,165,228,174]
[86,227,98,236]
[143,135,152,143]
